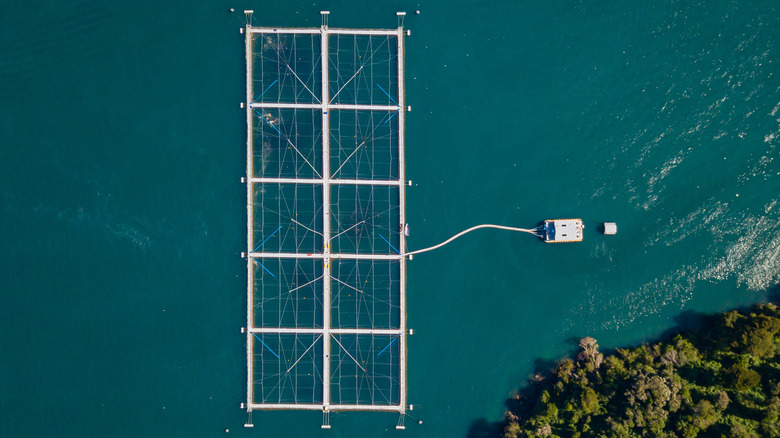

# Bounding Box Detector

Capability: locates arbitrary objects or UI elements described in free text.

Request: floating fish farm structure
[241,11,410,429]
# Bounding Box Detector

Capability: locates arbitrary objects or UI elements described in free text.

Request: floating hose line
[405,224,539,256]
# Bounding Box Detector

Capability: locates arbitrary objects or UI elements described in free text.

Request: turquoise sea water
[1,1,778,436]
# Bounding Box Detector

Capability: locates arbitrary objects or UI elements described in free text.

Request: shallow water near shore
[1,1,778,436]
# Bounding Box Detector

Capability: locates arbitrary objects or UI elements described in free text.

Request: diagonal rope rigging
[286,335,322,373]
[253,107,322,178]
[286,65,321,103]
[331,335,366,373]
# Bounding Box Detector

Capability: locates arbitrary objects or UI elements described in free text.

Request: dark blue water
[1,1,778,436]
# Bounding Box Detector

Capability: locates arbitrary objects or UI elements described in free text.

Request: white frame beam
[248,28,399,36]
[249,177,402,186]
[248,403,405,412]
[320,23,333,411]
[250,328,403,335]
[249,252,403,260]
[250,102,399,111]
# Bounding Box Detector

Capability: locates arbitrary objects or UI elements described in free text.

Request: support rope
[252,333,280,359]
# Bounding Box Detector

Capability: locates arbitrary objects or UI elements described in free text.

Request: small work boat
[539,219,584,243]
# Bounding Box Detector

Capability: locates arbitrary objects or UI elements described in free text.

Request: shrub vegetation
[503,303,780,437]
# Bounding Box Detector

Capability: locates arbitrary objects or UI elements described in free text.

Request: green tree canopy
[502,303,780,438]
